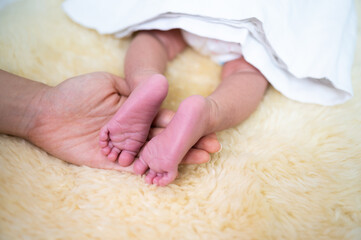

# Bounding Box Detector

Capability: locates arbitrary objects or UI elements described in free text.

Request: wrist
[22,84,51,140]
[0,70,51,140]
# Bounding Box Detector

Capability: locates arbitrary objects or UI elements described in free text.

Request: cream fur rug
[0,1,360,239]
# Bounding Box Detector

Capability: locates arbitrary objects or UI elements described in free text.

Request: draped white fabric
[63,0,357,105]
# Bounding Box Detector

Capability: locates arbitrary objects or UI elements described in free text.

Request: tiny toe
[158,172,177,186]
[99,126,109,141]
[99,140,108,148]
[145,170,157,184]
[118,151,136,167]
[153,173,163,186]
[101,146,111,156]
[107,147,120,161]
[133,158,148,175]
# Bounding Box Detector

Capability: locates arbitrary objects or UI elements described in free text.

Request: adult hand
[25,72,221,172]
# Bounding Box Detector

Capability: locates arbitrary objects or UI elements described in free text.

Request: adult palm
[27,72,219,173]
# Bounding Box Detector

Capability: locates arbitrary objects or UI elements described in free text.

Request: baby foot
[99,74,168,166]
[133,95,212,186]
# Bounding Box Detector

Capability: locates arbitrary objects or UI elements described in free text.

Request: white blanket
[63,0,357,106]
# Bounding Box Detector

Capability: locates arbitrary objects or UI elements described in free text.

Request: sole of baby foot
[135,95,212,186]
[99,74,169,166]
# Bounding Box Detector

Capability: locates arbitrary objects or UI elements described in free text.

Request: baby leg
[134,57,268,186]
[99,30,186,166]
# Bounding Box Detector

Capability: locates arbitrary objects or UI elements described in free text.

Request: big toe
[117,151,136,167]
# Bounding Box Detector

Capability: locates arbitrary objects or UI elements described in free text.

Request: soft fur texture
[0,1,360,239]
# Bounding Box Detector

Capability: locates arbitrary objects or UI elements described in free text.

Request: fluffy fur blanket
[0,0,360,239]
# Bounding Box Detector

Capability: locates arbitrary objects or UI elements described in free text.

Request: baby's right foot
[133,95,213,186]
[99,74,168,166]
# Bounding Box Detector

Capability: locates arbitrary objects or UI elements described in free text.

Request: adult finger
[149,127,221,154]
[193,133,221,153]
[180,148,211,165]
[152,108,175,128]
[148,127,163,140]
